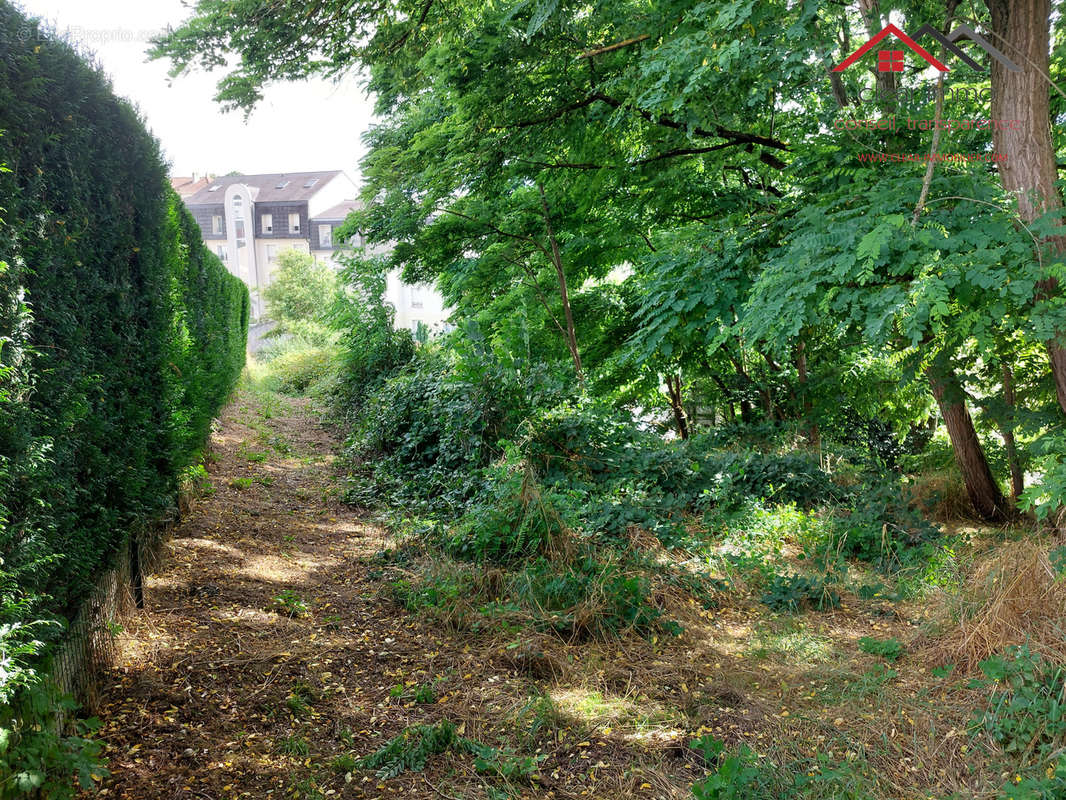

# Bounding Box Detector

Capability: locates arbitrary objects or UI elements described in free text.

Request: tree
[984,0,1066,416]
[150,0,1066,519]
[262,249,338,336]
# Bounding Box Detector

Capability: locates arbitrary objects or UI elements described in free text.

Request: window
[212,215,223,235]
[262,213,273,234]
[289,212,301,234]
[275,180,290,189]
[208,185,221,192]
[319,224,333,249]
[232,195,244,220]
[410,285,424,309]
[877,49,904,72]
[266,245,278,263]
[303,177,319,189]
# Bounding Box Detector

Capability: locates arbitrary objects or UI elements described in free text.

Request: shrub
[260,339,341,396]
[760,573,841,614]
[441,452,572,564]
[827,474,941,567]
[693,448,840,509]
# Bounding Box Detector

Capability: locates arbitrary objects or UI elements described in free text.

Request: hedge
[0,3,248,793]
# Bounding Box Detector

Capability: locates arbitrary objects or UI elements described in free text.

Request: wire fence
[48,509,177,721]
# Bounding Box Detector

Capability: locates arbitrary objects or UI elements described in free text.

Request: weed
[237,442,269,463]
[278,735,310,756]
[858,636,904,662]
[286,681,316,717]
[972,645,1066,762]
[330,753,358,773]
[355,720,465,779]
[690,735,769,799]
[181,462,214,496]
[272,589,309,618]
[229,477,254,490]
[760,573,840,613]
[288,777,324,799]
[388,682,437,704]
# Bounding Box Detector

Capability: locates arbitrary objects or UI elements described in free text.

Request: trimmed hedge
[0,1,247,783]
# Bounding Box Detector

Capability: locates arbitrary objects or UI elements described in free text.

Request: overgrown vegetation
[58,0,1066,796]
[0,3,247,793]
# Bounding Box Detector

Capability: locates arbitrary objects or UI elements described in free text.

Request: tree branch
[438,207,549,256]
[578,34,650,59]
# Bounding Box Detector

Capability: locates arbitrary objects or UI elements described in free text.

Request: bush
[259,338,341,396]
[0,4,247,787]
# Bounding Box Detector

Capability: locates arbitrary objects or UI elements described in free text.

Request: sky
[14,0,378,183]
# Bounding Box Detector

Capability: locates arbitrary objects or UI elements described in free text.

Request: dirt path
[89,387,704,800]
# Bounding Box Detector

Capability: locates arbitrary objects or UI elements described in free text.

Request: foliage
[355,719,541,789]
[827,475,941,567]
[272,590,309,618]
[973,645,1066,764]
[259,338,341,396]
[263,250,337,339]
[355,720,467,779]
[760,573,841,614]
[857,637,904,663]
[690,736,770,800]
[327,254,416,416]
[0,684,105,800]
[689,735,876,800]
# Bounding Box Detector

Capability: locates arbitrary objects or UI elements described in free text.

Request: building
[177,170,449,332]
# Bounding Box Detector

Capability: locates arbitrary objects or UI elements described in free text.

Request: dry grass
[932,538,1066,669]
[907,469,976,522]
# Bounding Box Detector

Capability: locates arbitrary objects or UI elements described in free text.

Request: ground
[86,385,999,800]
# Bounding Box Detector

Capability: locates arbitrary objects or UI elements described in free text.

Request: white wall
[385,270,451,334]
[308,173,359,218]
[256,239,310,284]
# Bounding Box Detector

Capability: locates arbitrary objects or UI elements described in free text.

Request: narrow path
[91,387,699,800]
[88,388,516,799]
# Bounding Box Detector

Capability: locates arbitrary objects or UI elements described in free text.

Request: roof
[183,171,344,205]
[313,200,362,221]
[171,176,211,198]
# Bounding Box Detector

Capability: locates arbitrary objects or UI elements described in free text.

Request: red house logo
[834,23,949,72]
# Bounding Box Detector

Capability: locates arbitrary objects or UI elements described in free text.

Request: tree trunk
[985,0,1066,415]
[537,184,583,383]
[858,0,897,97]
[665,374,690,440]
[1000,362,1025,502]
[796,336,820,450]
[927,360,1010,522]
